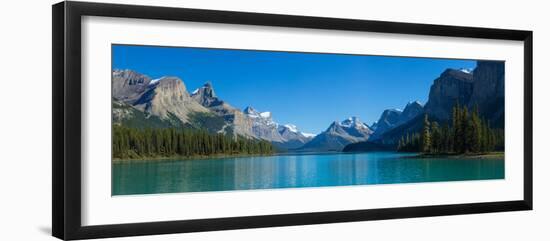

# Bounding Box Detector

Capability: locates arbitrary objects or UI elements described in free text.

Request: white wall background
[0,0,547,240]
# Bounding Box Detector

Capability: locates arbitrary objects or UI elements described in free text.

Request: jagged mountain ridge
[112,69,152,103]
[190,82,256,138]
[112,70,312,149]
[374,60,505,145]
[242,106,313,149]
[370,101,424,139]
[132,76,211,123]
[300,117,373,151]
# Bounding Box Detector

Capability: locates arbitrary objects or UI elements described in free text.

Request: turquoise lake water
[112,152,504,195]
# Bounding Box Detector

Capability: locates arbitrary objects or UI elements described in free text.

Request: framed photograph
[52,1,533,240]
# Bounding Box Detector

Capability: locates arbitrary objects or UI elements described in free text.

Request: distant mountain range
[112,60,504,153]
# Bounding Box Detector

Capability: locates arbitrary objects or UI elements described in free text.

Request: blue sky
[112,45,476,134]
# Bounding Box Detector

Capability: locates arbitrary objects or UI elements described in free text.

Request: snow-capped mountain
[242,106,284,142]
[300,117,373,151]
[242,106,314,148]
[190,82,225,108]
[459,68,474,74]
[277,124,314,149]
[244,106,277,127]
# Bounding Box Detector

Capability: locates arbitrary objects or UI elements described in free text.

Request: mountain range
[365,60,504,147]
[112,60,504,152]
[112,70,314,150]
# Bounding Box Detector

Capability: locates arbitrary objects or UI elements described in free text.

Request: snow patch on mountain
[283,124,298,133]
[149,77,164,85]
[459,68,474,74]
[340,117,370,129]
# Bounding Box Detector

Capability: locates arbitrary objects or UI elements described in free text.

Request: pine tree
[430,121,441,153]
[422,114,431,153]
[452,103,463,153]
[470,110,482,153]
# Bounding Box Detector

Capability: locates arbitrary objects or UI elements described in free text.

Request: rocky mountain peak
[191,81,223,107]
[402,100,424,119]
[193,81,215,96]
[113,69,150,84]
[132,76,209,123]
[301,117,373,151]
[112,69,152,103]
[440,68,474,82]
[243,106,258,115]
[155,77,188,93]
[370,101,424,139]
[459,68,474,74]
[424,68,475,119]
[281,124,298,133]
[379,109,402,124]
[405,100,423,109]
[243,106,272,120]
[340,116,370,130]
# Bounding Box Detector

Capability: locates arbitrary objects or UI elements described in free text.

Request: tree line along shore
[397,103,504,156]
[112,125,274,160]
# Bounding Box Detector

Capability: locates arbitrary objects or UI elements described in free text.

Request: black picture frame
[52,1,533,240]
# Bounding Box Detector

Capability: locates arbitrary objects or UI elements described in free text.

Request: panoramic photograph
[111,44,505,196]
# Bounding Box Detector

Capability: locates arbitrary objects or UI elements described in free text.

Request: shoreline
[112,151,359,163]
[112,150,386,163]
[112,153,275,163]
[112,151,505,163]
[405,152,504,159]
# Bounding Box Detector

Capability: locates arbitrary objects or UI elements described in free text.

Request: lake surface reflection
[112,152,504,195]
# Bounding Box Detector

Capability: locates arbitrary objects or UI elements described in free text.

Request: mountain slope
[276,124,314,149]
[112,69,152,103]
[376,60,505,145]
[132,76,211,124]
[424,69,474,120]
[190,82,313,147]
[371,101,424,139]
[112,99,184,129]
[300,117,373,151]
[191,82,256,137]
[469,60,505,127]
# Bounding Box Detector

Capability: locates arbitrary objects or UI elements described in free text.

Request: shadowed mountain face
[424,69,474,120]
[371,101,424,139]
[469,61,505,126]
[112,69,152,103]
[424,61,504,124]
[374,60,505,145]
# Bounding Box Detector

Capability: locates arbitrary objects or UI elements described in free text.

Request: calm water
[112,152,504,195]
